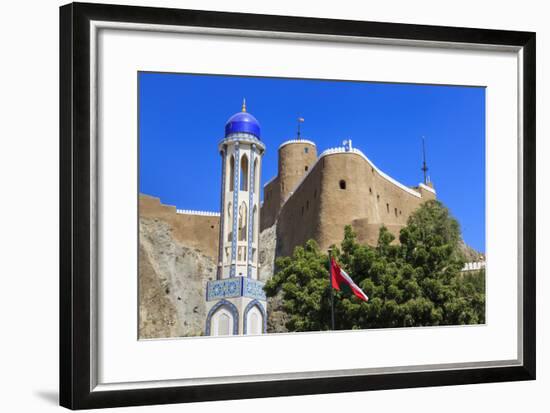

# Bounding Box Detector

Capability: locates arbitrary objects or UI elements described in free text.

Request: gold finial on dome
[242,98,247,112]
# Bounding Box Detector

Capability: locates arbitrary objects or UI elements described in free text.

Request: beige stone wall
[140,194,220,260]
[351,219,406,246]
[260,177,281,230]
[417,184,437,201]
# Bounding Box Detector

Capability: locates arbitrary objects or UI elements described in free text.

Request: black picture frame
[60,2,536,410]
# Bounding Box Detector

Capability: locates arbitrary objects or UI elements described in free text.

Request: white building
[205,101,267,336]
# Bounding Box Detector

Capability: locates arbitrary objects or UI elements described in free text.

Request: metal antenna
[421,136,429,184]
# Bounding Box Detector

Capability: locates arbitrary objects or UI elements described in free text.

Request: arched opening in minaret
[207,300,239,336]
[254,158,259,193]
[239,202,247,241]
[248,310,261,335]
[229,155,235,191]
[240,154,249,191]
[244,302,265,335]
[209,306,236,336]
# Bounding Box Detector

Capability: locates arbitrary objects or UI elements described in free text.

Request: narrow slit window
[229,155,235,191]
[240,155,249,191]
[227,202,232,241]
[238,202,247,241]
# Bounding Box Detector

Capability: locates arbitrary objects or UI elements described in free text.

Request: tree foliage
[265,200,485,331]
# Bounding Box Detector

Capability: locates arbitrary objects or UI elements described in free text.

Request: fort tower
[261,139,317,229]
[279,140,318,201]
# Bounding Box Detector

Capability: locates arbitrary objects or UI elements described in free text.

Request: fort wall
[274,147,436,256]
[140,194,220,260]
[261,176,281,229]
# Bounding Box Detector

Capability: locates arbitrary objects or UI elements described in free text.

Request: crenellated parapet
[461,261,486,272]
[176,209,221,216]
[278,138,317,150]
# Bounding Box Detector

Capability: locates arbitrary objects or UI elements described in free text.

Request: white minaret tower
[205,100,267,336]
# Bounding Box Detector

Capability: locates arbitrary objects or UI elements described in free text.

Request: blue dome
[225,111,261,138]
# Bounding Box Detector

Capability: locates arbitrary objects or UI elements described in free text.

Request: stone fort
[261,138,435,257]
[139,103,436,339]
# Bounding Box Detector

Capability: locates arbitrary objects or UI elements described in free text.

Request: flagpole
[297,117,304,140]
[328,248,335,330]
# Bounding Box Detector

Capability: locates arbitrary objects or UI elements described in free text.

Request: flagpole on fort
[328,248,335,330]
[421,135,429,185]
[297,117,304,140]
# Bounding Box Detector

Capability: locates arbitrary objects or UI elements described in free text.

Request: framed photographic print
[59,2,536,410]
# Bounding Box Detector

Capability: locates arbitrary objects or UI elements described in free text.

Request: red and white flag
[330,258,369,302]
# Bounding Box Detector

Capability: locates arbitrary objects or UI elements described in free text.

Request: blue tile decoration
[206,277,266,301]
[247,144,256,278]
[217,147,226,280]
[230,143,239,277]
[243,277,266,301]
[206,278,242,301]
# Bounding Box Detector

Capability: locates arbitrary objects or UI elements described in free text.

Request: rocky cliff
[258,224,289,333]
[139,217,217,338]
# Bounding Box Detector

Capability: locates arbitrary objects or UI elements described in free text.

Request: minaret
[205,100,267,336]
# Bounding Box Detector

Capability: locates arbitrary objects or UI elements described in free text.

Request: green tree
[265,200,485,331]
[264,240,332,331]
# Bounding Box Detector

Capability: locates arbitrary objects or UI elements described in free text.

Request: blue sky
[139,72,485,252]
